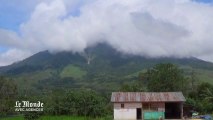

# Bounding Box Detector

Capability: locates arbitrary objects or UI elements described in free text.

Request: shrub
[23,112,41,120]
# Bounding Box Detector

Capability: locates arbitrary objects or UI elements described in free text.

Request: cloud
[0,49,31,66]
[0,0,213,65]
[0,29,22,47]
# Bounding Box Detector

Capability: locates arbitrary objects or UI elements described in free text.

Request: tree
[23,112,41,120]
[146,63,186,92]
[0,76,17,116]
[190,70,199,91]
[203,88,213,102]
[43,89,107,118]
[197,82,213,101]
[186,82,213,113]
[119,83,147,92]
[64,90,107,117]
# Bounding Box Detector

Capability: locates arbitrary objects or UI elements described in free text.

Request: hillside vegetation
[0,43,212,92]
[1,63,212,119]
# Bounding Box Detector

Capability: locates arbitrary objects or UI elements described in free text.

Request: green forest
[0,63,213,120]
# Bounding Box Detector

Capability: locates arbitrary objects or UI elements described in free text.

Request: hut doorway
[137,108,142,119]
[165,102,181,119]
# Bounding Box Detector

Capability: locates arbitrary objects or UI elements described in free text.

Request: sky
[0,0,213,66]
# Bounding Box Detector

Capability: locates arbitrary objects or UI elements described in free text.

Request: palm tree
[202,88,213,102]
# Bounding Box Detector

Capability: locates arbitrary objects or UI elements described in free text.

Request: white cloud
[0,49,31,66]
[0,0,213,66]
[0,29,22,47]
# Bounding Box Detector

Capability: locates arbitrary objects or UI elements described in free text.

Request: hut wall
[114,103,142,120]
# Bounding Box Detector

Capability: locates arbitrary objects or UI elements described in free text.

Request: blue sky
[0,0,213,66]
[0,0,212,32]
[0,0,87,32]
[0,1,33,31]
[0,0,211,32]
[0,46,8,53]
[0,0,37,53]
[194,0,213,3]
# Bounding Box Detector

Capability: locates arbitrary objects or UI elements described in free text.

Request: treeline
[21,89,112,120]
[26,89,112,120]
[0,76,111,119]
[42,89,110,117]
[187,82,213,113]
[0,76,17,116]
[0,63,213,119]
[120,63,213,114]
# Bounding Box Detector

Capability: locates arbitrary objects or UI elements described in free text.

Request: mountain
[0,43,213,92]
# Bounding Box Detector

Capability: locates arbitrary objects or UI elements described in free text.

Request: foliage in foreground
[23,112,41,120]
[0,115,113,120]
[186,82,213,114]
[120,63,213,114]
[0,76,18,116]
[43,89,109,118]
[1,63,213,119]
[146,63,186,92]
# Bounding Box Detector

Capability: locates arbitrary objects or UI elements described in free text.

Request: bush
[23,112,41,120]
[43,89,108,118]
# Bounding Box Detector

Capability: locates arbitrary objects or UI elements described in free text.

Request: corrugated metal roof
[111,92,186,102]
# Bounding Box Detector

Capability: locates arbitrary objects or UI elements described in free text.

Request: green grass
[60,65,87,79]
[40,116,87,120]
[0,116,23,120]
[195,69,213,84]
[14,69,57,88]
[124,69,146,79]
[0,115,112,120]
[181,66,213,84]
[1,116,84,120]
[123,66,213,85]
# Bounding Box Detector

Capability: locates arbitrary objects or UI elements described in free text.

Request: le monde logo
[15,101,44,112]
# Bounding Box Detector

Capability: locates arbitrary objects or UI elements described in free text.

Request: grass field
[181,66,213,84]
[195,69,213,84]
[60,64,87,79]
[0,116,112,120]
[14,69,57,88]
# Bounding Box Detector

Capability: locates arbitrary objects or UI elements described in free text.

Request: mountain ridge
[0,43,213,91]
[1,43,213,72]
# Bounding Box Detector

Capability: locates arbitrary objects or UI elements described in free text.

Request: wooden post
[142,103,143,120]
[181,102,183,119]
